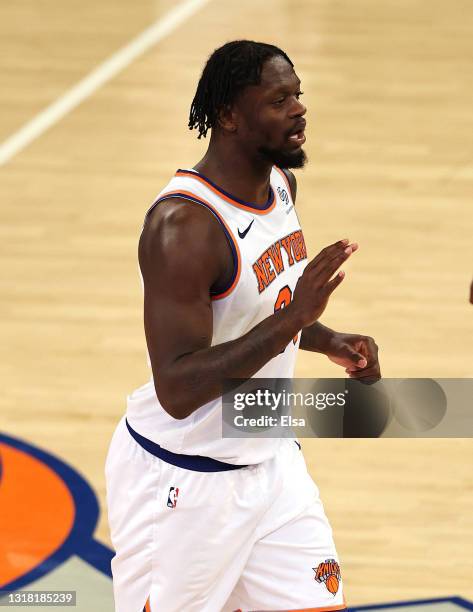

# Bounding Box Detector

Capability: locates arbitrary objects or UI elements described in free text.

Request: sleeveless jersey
[126,166,308,465]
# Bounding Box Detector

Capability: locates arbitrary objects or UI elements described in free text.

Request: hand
[325,332,381,384]
[290,239,358,328]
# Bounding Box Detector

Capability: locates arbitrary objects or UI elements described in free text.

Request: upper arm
[139,198,231,386]
[282,169,297,203]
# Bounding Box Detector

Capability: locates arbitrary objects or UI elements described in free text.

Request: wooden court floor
[1,0,472,605]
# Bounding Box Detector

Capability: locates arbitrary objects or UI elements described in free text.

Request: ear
[217,105,238,133]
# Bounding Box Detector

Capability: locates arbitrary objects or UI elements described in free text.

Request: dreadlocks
[188,40,293,139]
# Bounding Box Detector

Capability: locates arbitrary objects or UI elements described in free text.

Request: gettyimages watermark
[222,378,473,438]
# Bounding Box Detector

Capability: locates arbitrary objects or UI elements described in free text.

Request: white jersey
[126,166,308,464]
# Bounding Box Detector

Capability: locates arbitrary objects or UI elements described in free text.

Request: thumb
[346,349,367,368]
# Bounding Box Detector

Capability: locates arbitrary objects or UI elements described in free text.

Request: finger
[318,241,358,267]
[305,239,353,271]
[322,243,358,268]
[348,374,380,385]
[346,364,380,376]
[312,242,359,284]
[338,353,368,371]
[304,250,351,290]
[345,362,378,372]
[345,361,379,372]
[345,363,371,373]
[324,269,345,295]
[348,352,368,368]
[347,366,381,379]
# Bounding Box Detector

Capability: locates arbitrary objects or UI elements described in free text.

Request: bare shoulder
[280,169,298,203]
[139,197,231,290]
[141,197,219,254]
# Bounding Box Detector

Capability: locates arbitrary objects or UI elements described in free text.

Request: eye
[296,91,304,100]
[273,97,286,106]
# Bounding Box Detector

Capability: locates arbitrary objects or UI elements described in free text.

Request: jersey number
[274,285,298,351]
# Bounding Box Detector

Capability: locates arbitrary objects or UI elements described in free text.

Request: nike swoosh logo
[238,219,254,239]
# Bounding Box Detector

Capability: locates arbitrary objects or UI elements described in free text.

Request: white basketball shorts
[105,416,346,612]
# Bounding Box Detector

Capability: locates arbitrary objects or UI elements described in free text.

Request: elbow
[154,377,193,420]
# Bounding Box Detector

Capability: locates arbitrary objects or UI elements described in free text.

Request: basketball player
[106,41,381,612]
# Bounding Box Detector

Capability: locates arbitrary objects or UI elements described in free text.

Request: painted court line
[0,0,212,167]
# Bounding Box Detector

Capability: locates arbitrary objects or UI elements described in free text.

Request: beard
[258,145,307,170]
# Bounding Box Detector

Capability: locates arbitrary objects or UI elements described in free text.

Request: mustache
[285,120,306,139]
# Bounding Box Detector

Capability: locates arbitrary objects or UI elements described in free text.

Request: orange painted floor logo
[0,432,113,592]
[313,558,341,596]
[2,431,472,612]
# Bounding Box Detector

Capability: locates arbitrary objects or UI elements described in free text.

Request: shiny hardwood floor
[1,0,472,604]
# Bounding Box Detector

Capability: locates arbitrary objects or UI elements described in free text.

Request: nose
[289,96,307,118]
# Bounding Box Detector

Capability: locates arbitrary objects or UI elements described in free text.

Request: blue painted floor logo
[0,433,114,610]
[0,432,471,612]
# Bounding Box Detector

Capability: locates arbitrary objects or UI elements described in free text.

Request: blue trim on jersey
[177,169,275,211]
[126,420,248,472]
[152,192,238,297]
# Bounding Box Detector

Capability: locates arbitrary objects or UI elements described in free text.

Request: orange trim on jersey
[175,170,276,215]
[232,596,347,612]
[157,190,241,301]
[274,166,293,200]
[267,599,346,612]
[282,596,347,612]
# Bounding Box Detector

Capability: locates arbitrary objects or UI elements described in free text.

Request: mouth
[287,121,306,147]
[288,130,306,146]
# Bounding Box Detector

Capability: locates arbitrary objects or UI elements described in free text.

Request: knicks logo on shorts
[313,559,341,596]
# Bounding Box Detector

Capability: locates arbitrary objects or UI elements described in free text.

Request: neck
[193,133,273,207]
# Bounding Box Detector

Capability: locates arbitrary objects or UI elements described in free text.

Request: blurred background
[1,0,472,608]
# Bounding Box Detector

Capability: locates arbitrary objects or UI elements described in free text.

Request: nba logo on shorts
[167,486,179,508]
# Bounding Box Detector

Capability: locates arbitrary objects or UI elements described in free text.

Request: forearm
[155,305,304,419]
[299,321,336,353]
